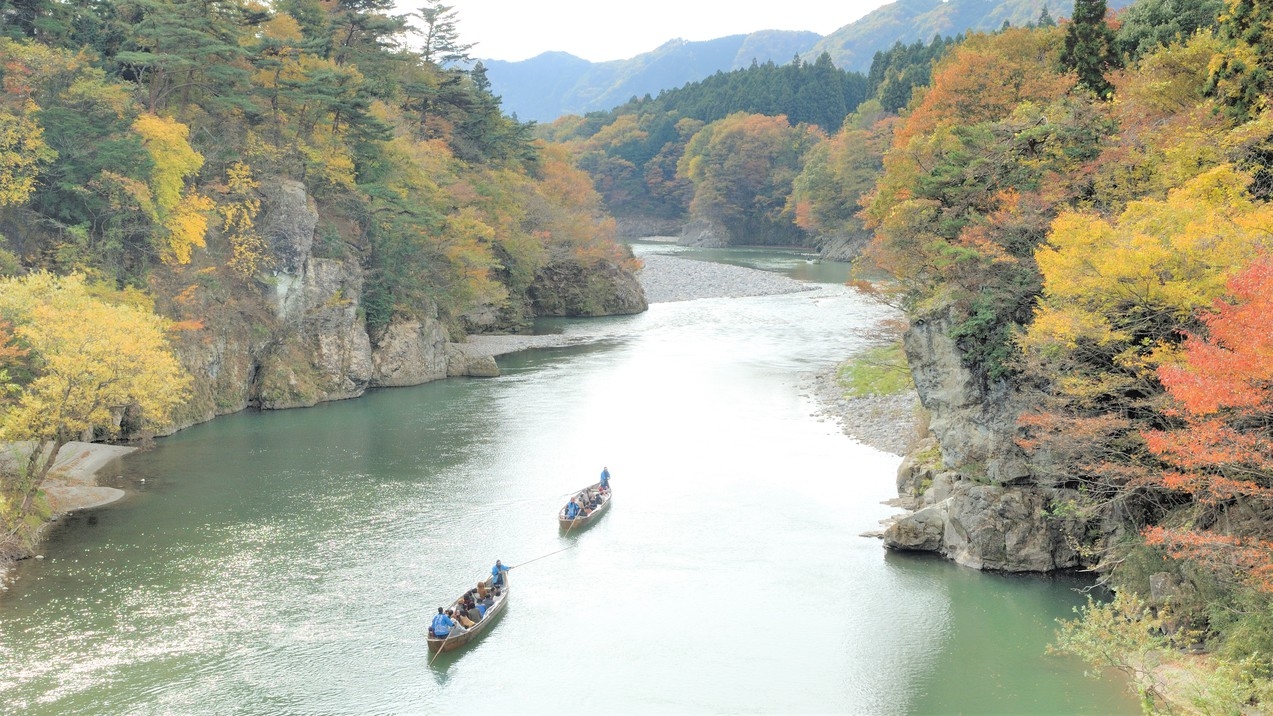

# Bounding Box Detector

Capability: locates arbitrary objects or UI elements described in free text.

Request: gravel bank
[637,254,813,303]
[805,367,920,457]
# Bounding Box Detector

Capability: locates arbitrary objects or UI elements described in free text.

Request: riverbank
[1,442,136,585]
[460,253,815,357]
[805,369,920,457]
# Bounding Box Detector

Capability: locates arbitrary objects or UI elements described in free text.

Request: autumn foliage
[0,273,189,515]
[1137,259,1273,591]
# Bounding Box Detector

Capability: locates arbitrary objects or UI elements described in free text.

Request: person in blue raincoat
[491,559,511,587]
[565,498,581,519]
[430,607,454,638]
[600,466,610,491]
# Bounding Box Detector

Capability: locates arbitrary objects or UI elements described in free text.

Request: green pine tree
[1059,0,1118,98]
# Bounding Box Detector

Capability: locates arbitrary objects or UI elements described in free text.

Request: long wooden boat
[558,482,612,530]
[426,576,509,654]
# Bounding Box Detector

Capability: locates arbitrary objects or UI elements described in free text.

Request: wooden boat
[426,577,509,654]
[558,482,612,530]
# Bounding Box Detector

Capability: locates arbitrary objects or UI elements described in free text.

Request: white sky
[444,0,896,62]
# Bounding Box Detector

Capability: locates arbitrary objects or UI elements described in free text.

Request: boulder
[529,258,647,317]
[1149,572,1185,603]
[941,484,1085,571]
[883,504,947,552]
[371,318,449,387]
[678,216,730,247]
[445,343,501,378]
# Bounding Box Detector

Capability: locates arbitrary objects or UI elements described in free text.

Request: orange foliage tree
[1139,258,1273,590]
[677,112,820,245]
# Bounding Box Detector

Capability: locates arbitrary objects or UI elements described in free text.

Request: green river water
[0,245,1137,714]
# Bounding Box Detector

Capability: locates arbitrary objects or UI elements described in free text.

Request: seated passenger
[565,498,580,519]
[447,609,468,634]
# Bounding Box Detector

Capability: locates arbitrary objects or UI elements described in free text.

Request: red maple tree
[1140,258,1273,590]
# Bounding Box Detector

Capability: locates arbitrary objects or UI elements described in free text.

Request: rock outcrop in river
[882,307,1094,572]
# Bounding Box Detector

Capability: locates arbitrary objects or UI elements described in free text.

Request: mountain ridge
[484,0,1133,123]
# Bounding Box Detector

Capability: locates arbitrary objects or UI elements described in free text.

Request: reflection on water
[0,252,1136,714]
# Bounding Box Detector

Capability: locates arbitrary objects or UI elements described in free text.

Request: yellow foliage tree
[1023,165,1273,404]
[0,273,189,515]
[440,206,507,307]
[0,99,57,206]
[131,113,213,264]
[218,162,271,280]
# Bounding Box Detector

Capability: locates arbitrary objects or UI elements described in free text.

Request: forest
[550,0,1270,710]
[2,0,1273,709]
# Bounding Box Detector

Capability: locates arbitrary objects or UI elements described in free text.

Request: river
[0,245,1137,714]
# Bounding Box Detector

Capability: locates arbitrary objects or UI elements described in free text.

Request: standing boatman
[600,466,610,492]
[491,559,511,587]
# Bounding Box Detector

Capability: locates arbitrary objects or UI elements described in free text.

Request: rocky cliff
[164,179,646,432]
[882,307,1095,572]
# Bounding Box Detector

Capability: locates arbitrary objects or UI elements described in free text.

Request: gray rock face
[530,258,648,317]
[886,305,1095,573]
[256,257,373,409]
[815,232,870,262]
[1149,572,1184,603]
[258,179,317,276]
[614,215,684,239]
[371,318,449,387]
[885,504,947,552]
[678,217,730,247]
[884,478,1087,572]
[904,310,1030,484]
[445,343,501,377]
[162,177,648,430]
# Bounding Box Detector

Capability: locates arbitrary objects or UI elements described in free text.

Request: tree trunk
[19,437,66,516]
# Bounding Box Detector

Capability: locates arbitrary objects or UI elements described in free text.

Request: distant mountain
[483,31,822,123]
[809,0,1135,71]
[486,0,1136,123]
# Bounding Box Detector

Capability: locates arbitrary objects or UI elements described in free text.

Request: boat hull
[558,482,612,530]
[426,578,508,655]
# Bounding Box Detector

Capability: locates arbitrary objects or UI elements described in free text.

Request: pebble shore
[805,369,920,457]
[636,254,813,303]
